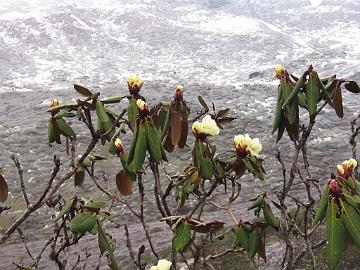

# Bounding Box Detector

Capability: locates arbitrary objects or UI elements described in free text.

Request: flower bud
[127,75,144,94]
[174,85,184,100]
[114,138,124,155]
[329,179,341,196]
[50,98,60,108]
[234,134,262,158]
[274,65,287,79]
[136,99,147,111]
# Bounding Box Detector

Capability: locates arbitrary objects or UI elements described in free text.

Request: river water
[0,0,360,268]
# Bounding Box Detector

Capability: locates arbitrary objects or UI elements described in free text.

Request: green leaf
[127,123,147,172]
[54,198,75,222]
[200,158,213,180]
[173,221,191,251]
[0,175,8,203]
[312,185,329,226]
[340,200,360,249]
[48,120,56,143]
[281,77,298,125]
[100,96,123,104]
[247,229,260,258]
[326,199,345,269]
[272,85,284,134]
[198,96,209,110]
[247,195,264,211]
[282,75,304,109]
[85,200,106,209]
[96,100,110,123]
[127,97,138,129]
[263,203,279,230]
[234,226,250,251]
[145,120,162,162]
[306,71,321,116]
[98,223,119,270]
[70,212,97,235]
[56,118,75,137]
[74,84,93,96]
[194,140,204,169]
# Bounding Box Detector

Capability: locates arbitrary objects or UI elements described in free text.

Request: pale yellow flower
[127,75,144,93]
[136,99,147,111]
[192,115,220,137]
[274,64,286,79]
[150,259,172,270]
[234,134,262,157]
[176,85,184,93]
[50,98,60,108]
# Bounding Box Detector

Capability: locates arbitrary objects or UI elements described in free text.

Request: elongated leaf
[326,199,345,269]
[145,121,162,162]
[344,81,360,93]
[98,223,119,270]
[333,82,343,118]
[128,123,147,172]
[54,198,75,222]
[178,108,188,148]
[200,158,213,180]
[234,226,249,251]
[281,77,298,125]
[85,200,106,209]
[171,113,182,145]
[96,100,109,123]
[276,117,286,143]
[127,97,138,129]
[263,203,279,230]
[272,85,283,134]
[74,166,85,187]
[116,170,133,196]
[282,75,304,109]
[56,118,75,137]
[100,96,123,104]
[306,71,320,116]
[312,185,330,226]
[247,195,264,211]
[247,229,260,258]
[70,212,97,234]
[194,140,204,169]
[0,175,8,202]
[340,200,360,249]
[74,84,92,96]
[127,126,139,165]
[48,120,56,143]
[198,96,208,110]
[173,221,191,251]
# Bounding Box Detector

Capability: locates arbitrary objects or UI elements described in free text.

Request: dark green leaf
[173,221,191,251]
[54,198,75,222]
[74,84,93,96]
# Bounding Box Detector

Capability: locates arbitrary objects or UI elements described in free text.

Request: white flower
[114,138,122,147]
[136,99,147,111]
[150,259,172,270]
[192,115,220,137]
[234,134,262,157]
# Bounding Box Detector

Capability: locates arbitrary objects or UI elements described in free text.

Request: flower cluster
[192,115,220,139]
[234,134,262,158]
[127,75,144,94]
[337,158,357,178]
[150,259,172,270]
[274,64,287,79]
